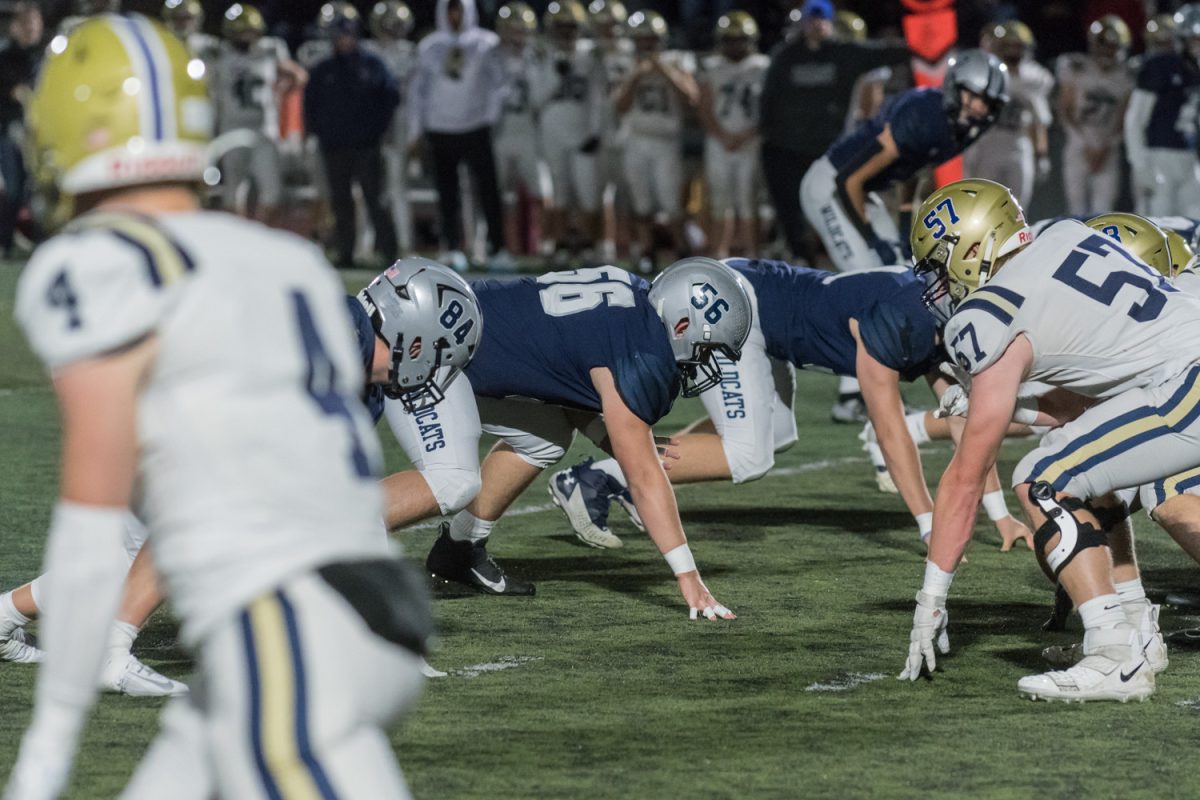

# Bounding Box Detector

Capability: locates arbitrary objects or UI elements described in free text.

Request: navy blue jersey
[826,88,961,193]
[727,260,939,381]
[345,295,386,422]
[1137,52,1200,150]
[465,268,679,424]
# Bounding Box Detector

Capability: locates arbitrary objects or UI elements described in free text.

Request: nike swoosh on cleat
[1120,661,1146,682]
[470,569,507,593]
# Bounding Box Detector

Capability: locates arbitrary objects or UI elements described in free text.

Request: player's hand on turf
[677,571,735,620]
[898,591,949,681]
[995,515,1034,552]
[934,384,969,418]
[654,436,680,470]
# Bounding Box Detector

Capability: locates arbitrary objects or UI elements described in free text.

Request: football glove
[898,590,950,681]
[934,384,969,419]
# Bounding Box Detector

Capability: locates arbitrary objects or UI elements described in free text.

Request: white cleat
[1042,604,1169,675]
[613,490,645,532]
[100,652,189,697]
[418,657,448,679]
[0,627,44,664]
[858,422,898,494]
[1021,627,1154,703]
[547,467,624,550]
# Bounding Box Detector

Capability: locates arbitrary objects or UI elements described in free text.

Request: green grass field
[3,262,1200,799]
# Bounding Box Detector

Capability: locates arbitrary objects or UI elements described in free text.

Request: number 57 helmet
[358,258,483,413]
[911,178,1032,324]
[648,258,752,397]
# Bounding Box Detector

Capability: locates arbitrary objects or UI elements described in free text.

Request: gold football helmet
[716,11,758,42]
[588,0,627,32]
[318,2,361,36]
[627,9,668,44]
[370,1,413,40]
[223,3,265,41]
[834,11,867,42]
[987,19,1034,62]
[1146,14,1179,53]
[163,0,203,37]
[497,2,538,37]
[545,0,587,32]
[26,14,212,224]
[1088,14,1131,55]
[911,179,1032,321]
[1167,229,1198,276]
[1087,213,1173,277]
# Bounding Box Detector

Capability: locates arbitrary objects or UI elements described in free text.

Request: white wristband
[982,490,1009,521]
[915,512,933,542]
[1013,395,1040,425]
[922,559,954,599]
[664,543,697,575]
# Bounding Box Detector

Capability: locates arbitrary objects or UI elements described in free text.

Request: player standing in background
[1056,15,1133,216]
[3,16,431,799]
[362,1,417,253]
[493,2,548,258]
[589,0,634,263]
[161,0,219,62]
[534,0,605,264]
[800,49,1007,424]
[964,21,1053,209]
[1126,4,1200,218]
[698,12,767,259]
[210,3,306,225]
[614,10,697,273]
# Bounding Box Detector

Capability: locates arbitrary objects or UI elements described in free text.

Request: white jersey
[496,44,542,141]
[622,51,695,139]
[296,37,332,70]
[211,37,291,136]
[533,39,606,146]
[701,52,768,136]
[1056,53,1133,150]
[16,211,388,646]
[596,39,635,141]
[944,219,1200,399]
[981,58,1055,145]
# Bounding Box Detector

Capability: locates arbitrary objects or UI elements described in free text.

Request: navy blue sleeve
[856,293,939,382]
[1138,56,1168,92]
[885,91,930,156]
[612,350,679,425]
[344,294,386,422]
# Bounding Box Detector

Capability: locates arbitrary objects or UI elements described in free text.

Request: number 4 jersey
[464,268,680,425]
[944,219,1200,398]
[15,210,388,647]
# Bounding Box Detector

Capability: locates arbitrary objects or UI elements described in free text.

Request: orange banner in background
[903,2,960,186]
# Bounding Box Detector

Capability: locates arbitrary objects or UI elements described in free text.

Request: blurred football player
[1126,4,1200,218]
[3,14,433,799]
[162,0,218,61]
[899,179,1200,702]
[800,49,1007,423]
[552,259,1033,552]
[698,12,768,258]
[1056,16,1133,216]
[589,0,634,262]
[210,3,307,224]
[614,10,698,272]
[964,21,1053,208]
[1143,13,1179,58]
[533,0,606,262]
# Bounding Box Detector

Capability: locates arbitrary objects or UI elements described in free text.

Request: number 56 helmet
[26,14,213,226]
[911,178,1032,324]
[358,258,483,413]
[648,258,752,397]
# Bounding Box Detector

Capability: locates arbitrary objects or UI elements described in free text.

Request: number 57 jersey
[15,211,388,647]
[944,219,1200,398]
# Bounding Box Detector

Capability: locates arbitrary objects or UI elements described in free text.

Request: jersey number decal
[47,269,82,330]
[636,83,670,114]
[718,82,754,120]
[949,322,985,372]
[922,198,960,240]
[233,70,266,111]
[1052,234,1172,323]
[440,299,475,344]
[690,281,730,323]
[537,268,635,316]
[292,291,371,478]
[553,72,590,103]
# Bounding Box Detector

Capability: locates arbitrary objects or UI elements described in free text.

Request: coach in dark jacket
[305,8,400,269]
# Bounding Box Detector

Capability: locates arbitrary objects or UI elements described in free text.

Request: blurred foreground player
[5,15,430,799]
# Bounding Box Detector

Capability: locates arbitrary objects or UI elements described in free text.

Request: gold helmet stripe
[108,15,179,141]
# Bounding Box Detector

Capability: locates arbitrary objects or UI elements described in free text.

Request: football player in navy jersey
[552,260,1033,550]
[800,48,1008,423]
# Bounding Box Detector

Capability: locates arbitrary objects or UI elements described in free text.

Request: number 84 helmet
[910,178,1032,324]
[358,258,483,413]
[648,258,752,397]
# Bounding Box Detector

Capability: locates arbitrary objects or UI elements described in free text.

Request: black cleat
[425,524,535,596]
[1042,583,1074,632]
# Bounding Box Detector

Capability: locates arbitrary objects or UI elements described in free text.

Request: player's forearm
[625,463,687,554]
[929,463,984,571]
[877,425,934,519]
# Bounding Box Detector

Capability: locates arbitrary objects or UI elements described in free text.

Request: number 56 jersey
[16,211,388,646]
[944,219,1200,398]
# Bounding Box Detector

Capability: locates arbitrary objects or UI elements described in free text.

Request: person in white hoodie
[408,0,511,271]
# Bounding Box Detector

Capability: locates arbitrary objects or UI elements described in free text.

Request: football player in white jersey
[161,0,220,62]
[589,0,635,262]
[1056,16,1133,216]
[534,0,606,261]
[964,21,1053,208]
[898,179,1200,702]
[493,2,549,257]
[698,12,768,258]
[3,15,435,800]
[210,3,306,225]
[614,10,697,272]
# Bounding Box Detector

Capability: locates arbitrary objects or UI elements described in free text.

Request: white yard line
[804,672,887,693]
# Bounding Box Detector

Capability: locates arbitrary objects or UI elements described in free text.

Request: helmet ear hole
[673,318,690,336]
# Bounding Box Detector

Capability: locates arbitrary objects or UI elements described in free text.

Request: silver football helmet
[648,258,752,397]
[358,258,482,413]
[942,49,1009,146]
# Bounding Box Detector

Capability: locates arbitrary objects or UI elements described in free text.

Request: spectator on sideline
[0,2,42,256]
[408,0,511,272]
[758,0,906,262]
[304,5,400,269]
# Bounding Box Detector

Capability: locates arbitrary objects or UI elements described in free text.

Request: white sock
[108,620,139,655]
[906,411,931,445]
[1078,593,1128,631]
[28,574,45,609]
[1114,578,1150,623]
[448,511,494,544]
[838,376,861,396]
[590,458,628,490]
[0,591,29,636]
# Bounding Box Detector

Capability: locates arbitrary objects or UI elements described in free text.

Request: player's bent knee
[423,468,482,515]
[728,447,774,485]
[1025,481,1108,580]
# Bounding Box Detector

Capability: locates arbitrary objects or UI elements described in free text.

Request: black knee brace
[1029,482,1109,579]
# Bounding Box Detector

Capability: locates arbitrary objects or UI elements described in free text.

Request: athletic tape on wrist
[922,559,954,598]
[981,490,1009,522]
[664,543,697,575]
